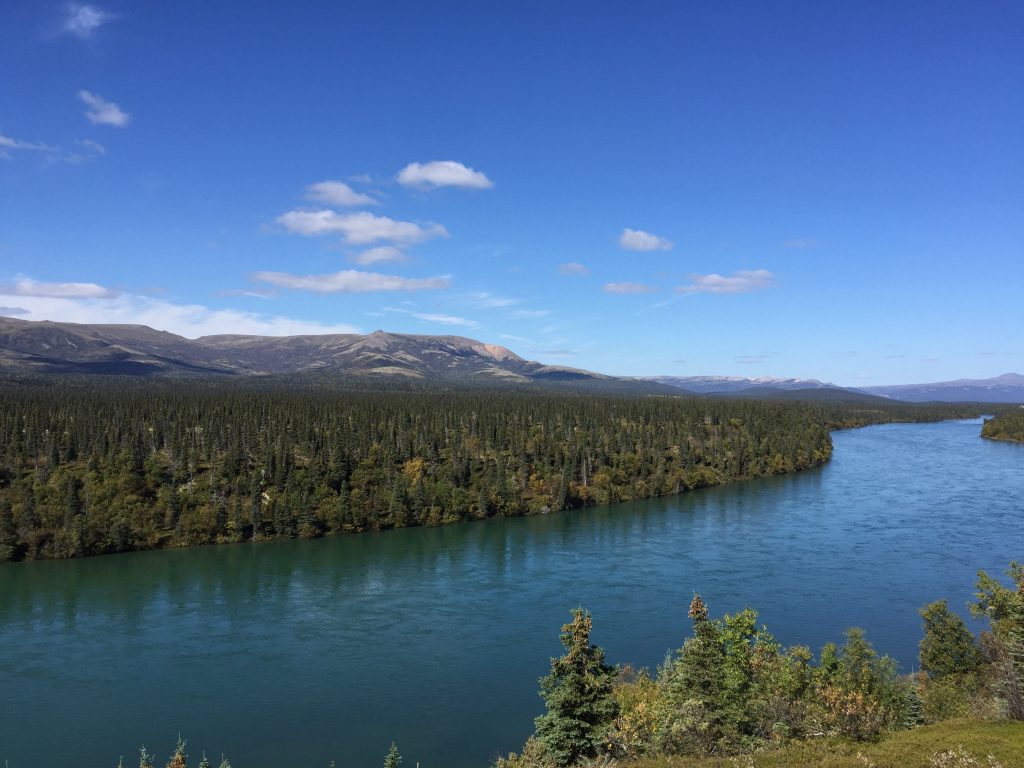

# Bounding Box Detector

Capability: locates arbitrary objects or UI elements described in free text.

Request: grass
[627,720,1024,768]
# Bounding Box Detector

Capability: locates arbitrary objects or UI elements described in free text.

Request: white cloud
[305,180,377,207]
[78,90,130,127]
[277,209,448,245]
[397,160,493,190]
[559,262,589,276]
[604,282,656,294]
[0,289,361,338]
[619,228,673,251]
[254,269,450,293]
[352,246,407,265]
[675,269,774,295]
[512,309,551,319]
[61,3,113,38]
[6,277,118,299]
[383,305,477,327]
[411,312,477,327]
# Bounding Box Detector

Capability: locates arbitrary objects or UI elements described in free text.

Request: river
[0,418,1021,767]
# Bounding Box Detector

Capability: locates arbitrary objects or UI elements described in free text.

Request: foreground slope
[628,720,1024,767]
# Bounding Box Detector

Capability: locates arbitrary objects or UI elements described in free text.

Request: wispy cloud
[352,246,407,265]
[619,228,673,251]
[384,306,477,327]
[783,238,816,249]
[60,3,113,39]
[558,262,590,276]
[676,269,773,295]
[0,306,29,316]
[0,134,52,157]
[216,288,275,299]
[470,291,519,309]
[277,209,448,245]
[78,90,130,127]
[305,180,377,207]
[604,282,657,294]
[0,286,361,337]
[397,160,493,190]
[500,334,532,344]
[4,277,118,299]
[512,309,551,319]
[75,138,106,156]
[254,268,450,293]
[411,312,477,327]
[1,133,106,164]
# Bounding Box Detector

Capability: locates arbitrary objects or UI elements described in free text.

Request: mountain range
[0,316,1020,402]
[0,315,659,392]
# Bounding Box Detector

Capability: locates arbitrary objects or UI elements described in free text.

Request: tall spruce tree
[535,608,618,766]
[383,742,401,768]
[919,600,982,679]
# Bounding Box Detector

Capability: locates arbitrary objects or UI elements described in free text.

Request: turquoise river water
[0,418,1021,767]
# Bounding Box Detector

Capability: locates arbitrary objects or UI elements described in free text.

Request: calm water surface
[1,419,1021,767]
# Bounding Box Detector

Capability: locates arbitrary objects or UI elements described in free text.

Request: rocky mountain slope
[0,316,642,388]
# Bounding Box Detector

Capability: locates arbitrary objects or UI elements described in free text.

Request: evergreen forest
[982,410,1024,443]
[0,378,980,562]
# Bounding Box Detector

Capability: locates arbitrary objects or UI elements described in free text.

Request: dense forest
[982,410,1024,443]
[0,378,980,562]
[494,562,1024,767]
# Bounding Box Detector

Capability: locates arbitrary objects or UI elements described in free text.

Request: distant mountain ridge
[645,375,838,394]
[859,373,1024,403]
[0,316,640,389]
[2,316,1020,402]
[648,372,1024,403]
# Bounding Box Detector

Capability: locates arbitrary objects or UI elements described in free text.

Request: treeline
[0,379,978,562]
[496,562,1024,767]
[982,410,1024,443]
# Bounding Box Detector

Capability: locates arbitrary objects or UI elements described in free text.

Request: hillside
[0,316,658,391]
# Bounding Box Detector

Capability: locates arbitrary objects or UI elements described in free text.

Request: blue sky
[1,1,1021,386]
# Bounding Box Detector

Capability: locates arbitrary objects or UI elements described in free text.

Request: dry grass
[625,720,1024,768]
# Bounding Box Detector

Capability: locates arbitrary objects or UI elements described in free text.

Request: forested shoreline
[0,378,981,562]
[982,410,1024,443]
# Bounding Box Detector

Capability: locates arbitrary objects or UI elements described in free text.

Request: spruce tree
[534,608,618,766]
[383,742,401,768]
[919,600,982,679]
[659,594,729,753]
